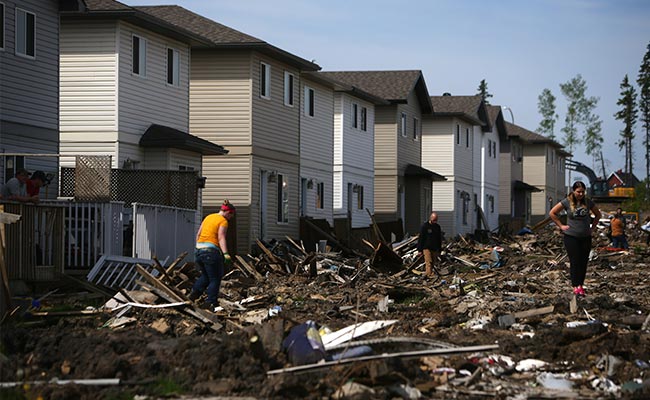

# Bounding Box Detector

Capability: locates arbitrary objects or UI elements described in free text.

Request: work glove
[223,253,232,266]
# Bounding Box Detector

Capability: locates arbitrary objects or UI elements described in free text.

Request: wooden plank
[235,255,264,281]
[365,208,386,243]
[513,305,554,319]
[165,252,188,275]
[135,264,185,302]
[256,239,281,263]
[285,236,308,256]
[267,344,500,375]
[151,256,171,283]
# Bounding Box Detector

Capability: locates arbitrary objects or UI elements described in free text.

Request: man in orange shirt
[610,209,629,250]
[188,200,236,310]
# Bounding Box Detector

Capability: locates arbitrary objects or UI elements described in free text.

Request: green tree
[584,111,603,172]
[637,42,650,198]
[477,79,493,104]
[537,88,558,139]
[559,74,599,155]
[614,74,638,176]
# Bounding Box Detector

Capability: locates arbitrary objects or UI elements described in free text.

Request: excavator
[564,159,635,201]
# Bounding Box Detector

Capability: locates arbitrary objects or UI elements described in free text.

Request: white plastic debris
[515,359,548,372]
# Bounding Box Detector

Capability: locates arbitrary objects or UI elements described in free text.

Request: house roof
[486,105,508,140]
[608,170,640,187]
[318,70,432,113]
[302,72,389,105]
[133,5,319,71]
[504,121,569,152]
[404,164,446,181]
[140,124,228,156]
[514,180,542,192]
[66,0,214,47]
[429,95,489,129]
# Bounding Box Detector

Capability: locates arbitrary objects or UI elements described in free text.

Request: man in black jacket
[417,212,442,277]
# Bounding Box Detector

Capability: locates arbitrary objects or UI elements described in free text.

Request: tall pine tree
[477,79,493,104]
[638,42,650,196]
[614,74,638,176]
[537,89,558,139]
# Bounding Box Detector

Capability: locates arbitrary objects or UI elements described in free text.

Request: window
[492,141,497,158]
[465,128,470,148]
[352,103,358,128]
[488,139,492,157]
[356,185,364,209]
[488,195,494,213]
[132,35,146,76]
[284,71,294,106]
[167,48,179,85]
[3,155,25,183]
[304,86,314,117]
[413,117,419,140]
[460,192,469,225]
[178,165,194,171]
[15,8,35,58]
[316,182,324,209]
[400,112,407,137]
[277,173,288,223]
[260,62,270,99]
[360,107,367,131]
[456,124,460,145]
[0,3,5,51]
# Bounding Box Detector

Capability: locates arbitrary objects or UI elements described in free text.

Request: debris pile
[1,222,649,399]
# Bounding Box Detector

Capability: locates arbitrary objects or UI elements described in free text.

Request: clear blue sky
[127,0,650,181]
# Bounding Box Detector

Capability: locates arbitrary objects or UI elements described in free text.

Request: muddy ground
[1,225,650,399]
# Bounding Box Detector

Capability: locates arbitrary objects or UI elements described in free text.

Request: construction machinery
[565,159,635,202]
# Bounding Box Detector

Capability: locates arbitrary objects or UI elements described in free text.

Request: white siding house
[422,95,491,238]
[59,5,225,176]
[136,5,320,253]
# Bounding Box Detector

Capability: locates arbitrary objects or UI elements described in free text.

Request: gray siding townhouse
[320,70,442,237]
[505,122,569,225]
[59,0,226,175]
[1,0,82,192]
[135,5,320,253]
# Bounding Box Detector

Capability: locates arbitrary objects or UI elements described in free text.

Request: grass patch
[148,377,186,397]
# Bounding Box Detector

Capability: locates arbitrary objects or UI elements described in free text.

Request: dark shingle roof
[140,124,228,156]
[486,105,502,127]
[430,95,480,119]
[133,5,261,44]
[318,70,432,112]
[505,121,568,154]
[134,5,318,70]
[82,0,132,11]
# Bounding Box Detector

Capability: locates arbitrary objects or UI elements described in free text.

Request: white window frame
[15,8,35,59]
[360,106,367,131]
[283,71,294,106]
[0,3,5,51]
[400,112,407,137]
[178,165,194,171]
[166,47,180,86]
[352,103,358,128]
[132,34,147,77]
[304,86,315,117]
[413,117,419,140]
[260,62,270,99]
[277,173,289,223]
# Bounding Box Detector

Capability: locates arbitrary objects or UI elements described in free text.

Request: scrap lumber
[532,216,552,232]
[165,252,188,275]
[513,305,554,319]
[256,239,282,264]
[235,255,264,281]
[267,344,500,375]
[370,241,403,273]
[365,208,386,243]
[301,218,357,255]
[151,257,171,282]
[285,236,308,257]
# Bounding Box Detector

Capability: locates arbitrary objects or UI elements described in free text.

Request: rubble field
[1,224,650,400]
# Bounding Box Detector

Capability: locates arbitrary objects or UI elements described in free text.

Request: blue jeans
[611,235,629,250]
[192,248,224,305]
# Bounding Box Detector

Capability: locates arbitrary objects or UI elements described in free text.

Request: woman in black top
[549,181,601,297]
